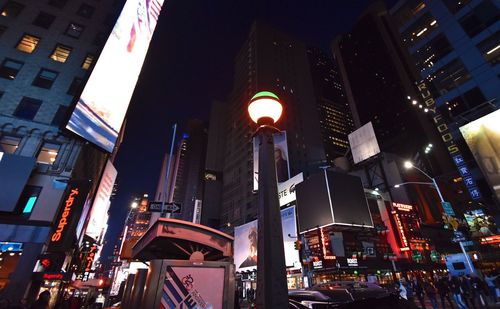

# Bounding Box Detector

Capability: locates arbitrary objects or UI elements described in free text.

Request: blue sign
[441,201,455,216]
[0,242,23,252]
[458,165,471,177]
[463,176,475,188]
[452,155,465,166]
[468,187,481,200]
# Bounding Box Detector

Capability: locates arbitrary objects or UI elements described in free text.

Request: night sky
[102,0,393,263]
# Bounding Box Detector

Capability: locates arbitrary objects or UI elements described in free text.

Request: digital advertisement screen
[463,209,497,238]
[234,206,300,272]
[162,265,225,309]
[460,109,500,201]
[66,0,165,152]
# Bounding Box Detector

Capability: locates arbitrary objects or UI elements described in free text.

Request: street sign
[452,231,466,243]
[147,201,182,213]
[441,201,455,216]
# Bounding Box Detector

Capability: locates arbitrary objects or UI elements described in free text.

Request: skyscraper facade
[390,0,500,205]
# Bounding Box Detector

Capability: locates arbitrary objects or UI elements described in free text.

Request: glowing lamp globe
[248,91,283,124]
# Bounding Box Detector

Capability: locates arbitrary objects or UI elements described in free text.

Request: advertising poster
[348,122,380,164]
[85,160,117,240]
[253,131,290,191]
[464,209,497,238]
[278,172,304,207]
[460,110,500,201]
[161,265,225,309]
[66,0,165,152]
[234,206,300,272]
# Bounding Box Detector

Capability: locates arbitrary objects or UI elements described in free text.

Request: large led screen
[66,0,165,152]
[459,110,500,201]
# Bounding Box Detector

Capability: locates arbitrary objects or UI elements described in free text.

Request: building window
[51,105,68,126]
[17,186,42,214]
[412,33,453,71]
[426,59,471,96]
[0,25,6,36]
[392,0,426,28]
[459,0,499,38]
[50,44,72,63]
[443,0,471,14]
[439,87,486,120]
[477,31,500,66]
[32,12,56,29]
[13,97,42,120]
[401,12,438,47]
[0,136,21,154]
[48,0,68,9]
[32,68,59,89]
[67,77,83,96]
[76,3,95,18]
[81,54,94,70]
[0,1,24,17]
[37,142,60,165]
[65,22,84,39]
[16,34,40,54]
[0,58,23,80]
[93,32,106,46]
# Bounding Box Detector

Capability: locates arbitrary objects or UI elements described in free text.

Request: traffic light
[294,240,302,250]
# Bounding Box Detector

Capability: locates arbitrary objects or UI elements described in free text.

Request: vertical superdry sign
[49,180,91,251]
[416,81,481,200]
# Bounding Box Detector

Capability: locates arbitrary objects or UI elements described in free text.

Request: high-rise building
[152,120,207,223]
[390,0,499,205]
[219,21,355,229]
[306,47,354,165]
[0,0,126,302]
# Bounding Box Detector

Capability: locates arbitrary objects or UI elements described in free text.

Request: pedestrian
[413,277,426,309]
[484,272,498,304]
[399,278,408,300]
[436,276,454,308]
[423,278,439,309]
[31,291,50,309]
[450,275,468,309]
[470,276,488,308]
[460,275,474,308]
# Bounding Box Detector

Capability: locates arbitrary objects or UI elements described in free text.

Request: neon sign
[43,273,63,280]
[393,203,413,212]
[51,188,79,242]
[392,211,409,251]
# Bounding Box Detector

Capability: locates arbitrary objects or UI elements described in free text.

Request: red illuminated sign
[43,273,63,280]
[40,259,51,269]
[392,211,409,251]
[480,235,500,245]
[51,188,79,242]
[393,203,413,212]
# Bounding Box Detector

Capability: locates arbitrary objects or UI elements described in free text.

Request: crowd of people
[399,272,499,308]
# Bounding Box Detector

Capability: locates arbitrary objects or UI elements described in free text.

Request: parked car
[289,288,353,308]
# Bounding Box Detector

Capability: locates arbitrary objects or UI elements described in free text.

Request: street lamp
[402,161,476,274]
[248,91,289,308]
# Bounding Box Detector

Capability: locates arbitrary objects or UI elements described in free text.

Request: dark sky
[102,0,391,263]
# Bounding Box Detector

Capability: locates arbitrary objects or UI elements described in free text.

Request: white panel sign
[348,122,380,164]
[278,172,304,207]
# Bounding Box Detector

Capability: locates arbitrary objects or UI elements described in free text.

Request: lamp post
[402,161,476,275]
[248,91,289,308]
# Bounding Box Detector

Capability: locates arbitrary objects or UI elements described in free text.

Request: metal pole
[431,177,445,203]
[255,125,288,308]
[161,124,177,218]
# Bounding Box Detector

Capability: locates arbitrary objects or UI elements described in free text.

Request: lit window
[50,44,72,63]
[13,97,42,120]
[32,68,58,89]
[0,1,24,17]
[37,142,60,165]
[0,58,23,80]
[16,34,40,53]
[477,31,500,65]
[81,54,94,70]
[33,12,55,29]
[0,136,21,154]
[17,186,42,214]
[65,22,84,39]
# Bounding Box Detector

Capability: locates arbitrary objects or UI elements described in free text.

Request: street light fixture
[402,160,476,274]
[248,91,289,308]
[131,202,138,209]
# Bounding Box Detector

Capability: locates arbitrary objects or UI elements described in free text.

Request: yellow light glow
[404,161,413,169]
[416,28,428,37]
[248,97,283,124]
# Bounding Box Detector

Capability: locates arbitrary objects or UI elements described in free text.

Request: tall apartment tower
[390,0,500,205]
[220,21,353,228]
[306,47,354,165]
[0,0,123,302]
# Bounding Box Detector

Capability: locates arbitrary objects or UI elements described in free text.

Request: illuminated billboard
[463,209,497,238]
[85,160,117,240]
[459,110,500,201]
[253,131,290,191]
[234,206,300,272]
[348,122,380,164]
[66,0,165,152]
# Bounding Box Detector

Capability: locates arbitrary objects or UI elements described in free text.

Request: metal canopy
[132,218,233,261]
